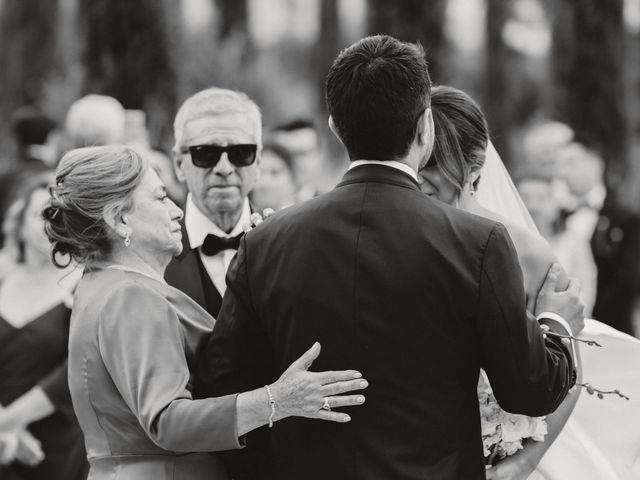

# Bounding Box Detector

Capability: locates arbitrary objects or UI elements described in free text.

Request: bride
[418,85,640,480]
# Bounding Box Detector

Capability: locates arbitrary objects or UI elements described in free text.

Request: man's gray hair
[173,87,262,151]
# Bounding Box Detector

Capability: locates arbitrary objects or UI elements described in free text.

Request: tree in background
[0,0,60,163]
[550,0,628,185]
[78,0,177,150]
[484,0,549,170]
[484,0,512,167]
[215,0,248,40]
[314,0,343,164]
[211,0,253,76]
[550,0,639,335]
[368,0,447,81]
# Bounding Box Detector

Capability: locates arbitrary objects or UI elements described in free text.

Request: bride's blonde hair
[427,86,488,192]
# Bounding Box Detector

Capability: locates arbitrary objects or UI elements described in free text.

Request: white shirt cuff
[536,312,573,337]
[536,312,577,368]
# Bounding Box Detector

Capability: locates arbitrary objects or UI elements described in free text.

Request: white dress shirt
[348,159,418,182]
[184,194,251,296]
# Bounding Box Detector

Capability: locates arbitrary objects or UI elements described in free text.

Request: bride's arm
[490,236,582,479]
[487,352,582,479]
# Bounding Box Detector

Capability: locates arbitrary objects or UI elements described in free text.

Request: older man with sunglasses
[165,88,261,317]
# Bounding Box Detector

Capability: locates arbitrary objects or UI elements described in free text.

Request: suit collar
[348,160,418,181]
[337,163,421,192]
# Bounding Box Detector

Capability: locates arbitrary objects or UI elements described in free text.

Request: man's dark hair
[325,35,431,161]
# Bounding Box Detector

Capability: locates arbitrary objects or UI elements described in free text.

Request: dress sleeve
[476,223,575,416]
[97,281,243,452]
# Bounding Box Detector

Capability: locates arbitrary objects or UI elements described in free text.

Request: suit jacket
[165,226,224,317]
[196,164,575,480]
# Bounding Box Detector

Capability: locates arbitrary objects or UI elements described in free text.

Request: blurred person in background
[556,143,606,242]
[11,107,61,169]
[590,159,640,337]
[166,87,263,318]
[64,97,187,208]
[250,142,298,212]
[0,172,86,480]
[271,119,325,201]
[0,108,60,248]
[64,94,126,149]
[0,200,22,281]
[517,172,597,316]
[521,124,602,319]
[522,121,574,176]
[122,109,151,152]
[122,108,188,207]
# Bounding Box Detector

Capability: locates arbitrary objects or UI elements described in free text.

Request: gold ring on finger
[322,397,331,411]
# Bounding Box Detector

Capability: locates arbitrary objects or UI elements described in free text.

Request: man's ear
[172,149,187,183]
[328,116,344,146]
[416,108,435,166]
[417,108,434,147]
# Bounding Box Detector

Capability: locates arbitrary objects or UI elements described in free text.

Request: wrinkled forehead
[181,111,261,147]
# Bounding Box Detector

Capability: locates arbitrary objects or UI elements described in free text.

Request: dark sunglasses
[181,144,258,169]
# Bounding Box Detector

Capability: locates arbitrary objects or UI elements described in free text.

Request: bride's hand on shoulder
[535,263,585,335]
[270,342,368,423]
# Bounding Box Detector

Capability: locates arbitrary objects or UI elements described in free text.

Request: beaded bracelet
[264,384,276,428]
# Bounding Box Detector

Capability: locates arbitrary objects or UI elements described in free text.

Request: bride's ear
[328,116,344,145]
[468,167,482,191]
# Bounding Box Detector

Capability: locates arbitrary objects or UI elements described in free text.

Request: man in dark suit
[165,88,262,316]
[197,36,582,480]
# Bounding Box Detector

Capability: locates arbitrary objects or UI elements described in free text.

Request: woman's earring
[124,233,131,247]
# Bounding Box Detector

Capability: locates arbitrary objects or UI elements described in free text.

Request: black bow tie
[201,233,243,256]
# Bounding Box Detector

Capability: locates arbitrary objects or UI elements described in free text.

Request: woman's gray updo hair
[43,145,147,267]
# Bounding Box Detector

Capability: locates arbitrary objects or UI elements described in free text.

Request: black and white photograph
[0,1,639,479]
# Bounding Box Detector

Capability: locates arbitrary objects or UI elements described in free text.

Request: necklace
[104,264,166,284]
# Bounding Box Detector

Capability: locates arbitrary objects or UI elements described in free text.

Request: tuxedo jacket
[165,228,223,317]
[196,164,575,480]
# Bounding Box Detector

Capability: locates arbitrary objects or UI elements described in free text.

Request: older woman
[0,173,86,480]
[42,146,367,480]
